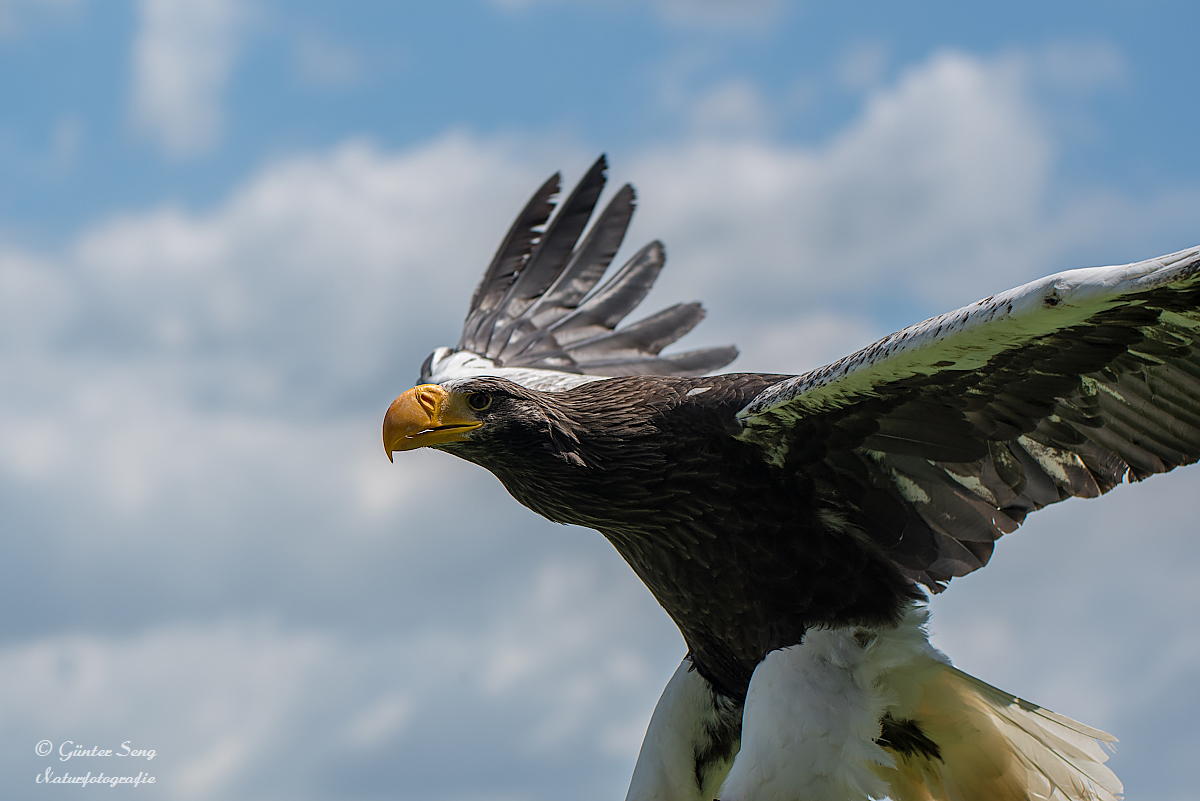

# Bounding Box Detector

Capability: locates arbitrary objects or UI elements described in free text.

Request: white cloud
[654,0,783,29]
[727,313,882,375]
[487,0,783,29]
[0,621,336,798]
[65,134,538,398]
[340,691,413,748]
[0,563,676,799]
[626,48,1200,344]
[130,0,247,157]
[630,51,1054,316]
[0,250,76,347]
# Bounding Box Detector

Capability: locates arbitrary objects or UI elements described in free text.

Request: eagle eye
[467,392,492,411]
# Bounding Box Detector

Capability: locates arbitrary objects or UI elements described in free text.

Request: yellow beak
[383,384,483,461]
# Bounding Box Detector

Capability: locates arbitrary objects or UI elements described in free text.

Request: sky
[2,1,1199,799]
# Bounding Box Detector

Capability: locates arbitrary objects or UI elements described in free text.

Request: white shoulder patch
[425,348,607,392]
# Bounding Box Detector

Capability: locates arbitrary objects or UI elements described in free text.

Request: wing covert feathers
[737,246,1200,590]
[451,156,737,382]
[742,245,1200,420]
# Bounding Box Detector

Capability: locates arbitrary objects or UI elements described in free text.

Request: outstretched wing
[737,246,1200,590]
[421,156,737,390]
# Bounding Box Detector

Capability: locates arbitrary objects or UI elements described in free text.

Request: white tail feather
[944,668,1121,801]
[872,612,1122,801]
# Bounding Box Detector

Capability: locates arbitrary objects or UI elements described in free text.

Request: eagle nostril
[416,388,440,416]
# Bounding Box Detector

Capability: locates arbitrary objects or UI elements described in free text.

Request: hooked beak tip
[384,384,457,459]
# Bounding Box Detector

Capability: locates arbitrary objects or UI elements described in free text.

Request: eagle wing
[422,155,737,390]
[737,245,1200,590]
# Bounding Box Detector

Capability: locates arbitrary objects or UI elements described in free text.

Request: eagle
[383,156,1200,801]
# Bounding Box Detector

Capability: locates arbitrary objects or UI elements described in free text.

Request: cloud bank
[130,0,247,157]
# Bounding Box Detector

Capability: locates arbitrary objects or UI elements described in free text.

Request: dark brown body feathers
[438,373,921,699]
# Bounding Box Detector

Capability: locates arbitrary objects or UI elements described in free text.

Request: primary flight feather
[384,156,1200,801]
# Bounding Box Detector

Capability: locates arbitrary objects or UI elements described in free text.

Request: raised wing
[422,156,737,390]
[737,246,1200,590]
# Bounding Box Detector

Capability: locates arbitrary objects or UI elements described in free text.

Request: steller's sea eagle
[383,156,1200,801]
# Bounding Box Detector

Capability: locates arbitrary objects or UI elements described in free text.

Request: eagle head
[383,377,590,467]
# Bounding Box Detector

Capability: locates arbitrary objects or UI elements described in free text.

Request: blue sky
[2,2,1199,799]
